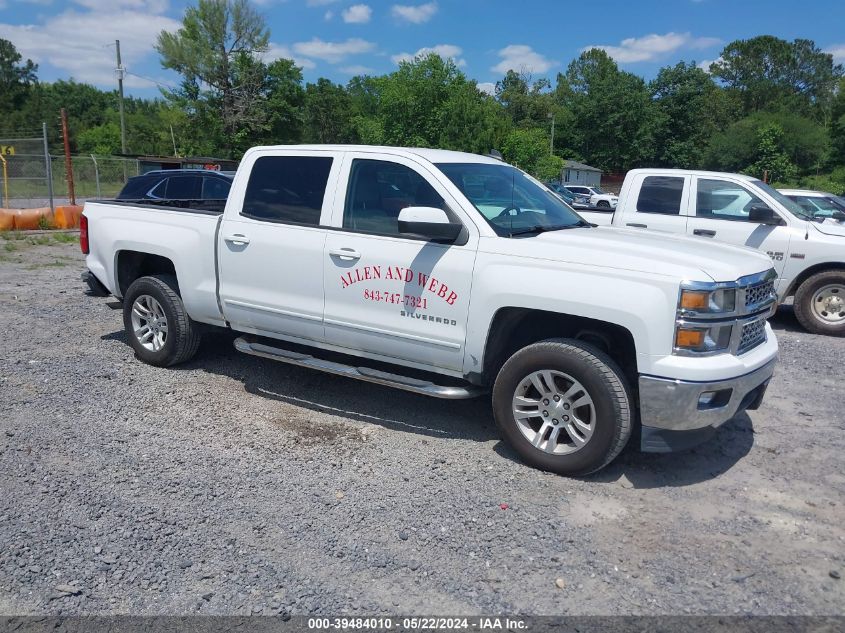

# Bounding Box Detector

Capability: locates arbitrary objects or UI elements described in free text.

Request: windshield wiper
[507,221,591,237]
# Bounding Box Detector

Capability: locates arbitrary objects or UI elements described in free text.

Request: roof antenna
[486,149,504,161]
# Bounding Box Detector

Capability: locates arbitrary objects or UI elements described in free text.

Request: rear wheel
[794,270,845,336]
[122,274,201,366]
[492,339,632,476]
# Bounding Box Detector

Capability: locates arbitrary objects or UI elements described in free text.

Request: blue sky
[1,0,844,97]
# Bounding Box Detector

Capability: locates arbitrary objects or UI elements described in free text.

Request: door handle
[329,248,361,261]
[626,223,647,228]
[223,233,250,246]
[694,229,716,237]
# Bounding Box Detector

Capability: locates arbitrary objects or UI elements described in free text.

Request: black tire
[492,338,632,476]
[122,274,201,367]
[597,200,611,209]
[793,270,845,336]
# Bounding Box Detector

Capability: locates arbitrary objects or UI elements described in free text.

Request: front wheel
[793,270,845,336]
[122,274,201,367]
[492,339,632,476]
[597,200,611,209]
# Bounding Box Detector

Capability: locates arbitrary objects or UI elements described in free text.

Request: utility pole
[60,108,76,206]
[115,40,127,156]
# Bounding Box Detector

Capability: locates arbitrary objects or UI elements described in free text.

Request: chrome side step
[234,335,484,400]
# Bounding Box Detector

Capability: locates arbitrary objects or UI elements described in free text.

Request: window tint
[148,179,167,199]
[566,186,588,194]
[202,176,231,200]
[790,195,843,218]
[118,176,157,199]
[343,159,446,235]
[242,156,333,225]
[166,175,202,199]
[636,176,683,214]
[696,179,763,222]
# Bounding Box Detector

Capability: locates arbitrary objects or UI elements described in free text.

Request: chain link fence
[1,132,139,209]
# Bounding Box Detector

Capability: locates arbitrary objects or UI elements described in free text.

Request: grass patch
[51,232,79,244]
[3,241,18,252]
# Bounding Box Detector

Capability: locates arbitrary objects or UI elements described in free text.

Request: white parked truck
[579,169,845,336]
[81,146,779,476]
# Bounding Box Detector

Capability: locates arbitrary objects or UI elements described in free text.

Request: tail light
[80,213,89,254]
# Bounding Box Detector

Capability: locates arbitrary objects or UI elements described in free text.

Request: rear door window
[202,176,231,200]
[636,176,684,215]
[242,156,333,225]
[165,175,202,199]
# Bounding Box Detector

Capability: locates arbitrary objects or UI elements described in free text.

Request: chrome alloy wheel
[811,284,845,323]
[130,294,168,352]
[512,370,596,455]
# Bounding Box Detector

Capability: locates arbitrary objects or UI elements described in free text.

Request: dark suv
[117,169,233,201]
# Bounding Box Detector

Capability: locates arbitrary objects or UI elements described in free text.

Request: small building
[137,156,238,175]
[561,160,602,187]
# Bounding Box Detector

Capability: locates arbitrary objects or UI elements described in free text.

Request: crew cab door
[217,150,342,342]
[322,153,477,373]
[618,173,691,233]
[685,176,793,279]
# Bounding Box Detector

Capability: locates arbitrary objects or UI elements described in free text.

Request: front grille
[738,318,766,354]
[744,280,775,311]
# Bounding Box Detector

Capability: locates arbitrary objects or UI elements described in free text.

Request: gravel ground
[0,234,843,616]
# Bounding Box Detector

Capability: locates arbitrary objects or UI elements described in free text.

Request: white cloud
[491,44,557,74]
[262,43,316,70]
[324,10,334,20]
[477,81,496,96]
[585,32,722,64]
[292,37,375,64]
[391,43,464,66]
[390,1,437,24]
[342,4,372,24]
[696,56,723,73]
[826,44,845,64]
[0,6,179,87]
[339,64,374,75]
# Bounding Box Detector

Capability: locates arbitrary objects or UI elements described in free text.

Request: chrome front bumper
[638,358,776,448]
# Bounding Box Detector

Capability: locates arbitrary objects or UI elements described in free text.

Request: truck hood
[484,226,773,282]
[812,218,845,238]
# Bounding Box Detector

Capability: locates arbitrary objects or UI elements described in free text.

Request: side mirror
[748,204,784,226]
[831,210,845,221]
[398,206,463,243]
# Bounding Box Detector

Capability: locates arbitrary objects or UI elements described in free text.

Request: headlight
[674,322,733,353]
[679,288,737,314]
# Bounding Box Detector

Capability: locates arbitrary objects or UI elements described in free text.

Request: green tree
[501,127,549,172]
[0,38,38,114]
[746,123,797,183]
[495,70,554,127]
[156,0,270,156]
[303,78,358,144]
[649,62,736,168]
[557,49,657,172]
[706,110,828,176]
[710,36,843,116]
[263,59,305,144]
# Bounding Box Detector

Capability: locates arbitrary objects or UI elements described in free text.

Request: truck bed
[82,199,226,327]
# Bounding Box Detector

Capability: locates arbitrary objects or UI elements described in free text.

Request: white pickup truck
[580,169,845,336]
[81,146,778,476]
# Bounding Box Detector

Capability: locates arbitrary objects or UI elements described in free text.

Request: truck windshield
[435,162,586,236]
[753,180,815,220]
